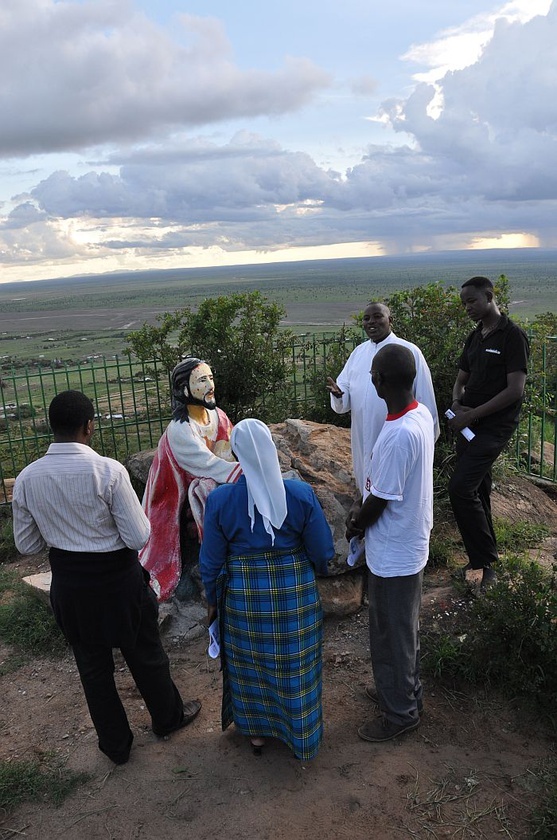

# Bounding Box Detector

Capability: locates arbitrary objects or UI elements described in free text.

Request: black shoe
[101,732,133,765]
[365,685,423,715]
[358,715,420,743]
[154,699,201,738]
[480,567,497,591]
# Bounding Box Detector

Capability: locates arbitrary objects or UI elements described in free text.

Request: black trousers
[448,426,513,570]
[71,582,184,763]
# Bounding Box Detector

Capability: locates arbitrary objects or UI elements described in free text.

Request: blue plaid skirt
[217,547,323,760]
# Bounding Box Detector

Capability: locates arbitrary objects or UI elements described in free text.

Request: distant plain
[1,249,555,365]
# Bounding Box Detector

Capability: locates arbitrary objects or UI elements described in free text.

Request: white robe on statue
[330,332,439,494]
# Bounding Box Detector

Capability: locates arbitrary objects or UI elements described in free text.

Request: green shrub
[493,517,550,552]
[423,556,557,720]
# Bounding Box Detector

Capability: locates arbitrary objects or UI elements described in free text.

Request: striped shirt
[12,442,150,555]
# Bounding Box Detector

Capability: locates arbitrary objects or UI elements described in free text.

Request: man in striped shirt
[13,390,201,765]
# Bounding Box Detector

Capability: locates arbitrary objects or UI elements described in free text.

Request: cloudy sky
[1,0,555,283]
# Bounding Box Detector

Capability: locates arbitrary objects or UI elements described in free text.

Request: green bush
[423,556,557,719]
[126,290,295,423]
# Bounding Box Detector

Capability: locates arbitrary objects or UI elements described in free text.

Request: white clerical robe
[330,332,439,494]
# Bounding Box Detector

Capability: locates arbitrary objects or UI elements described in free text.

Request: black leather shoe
[154,699,201,738]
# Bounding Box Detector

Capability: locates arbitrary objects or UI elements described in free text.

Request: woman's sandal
[250,737,265,756]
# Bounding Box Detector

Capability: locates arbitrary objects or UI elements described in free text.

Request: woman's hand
[207,604,217,625]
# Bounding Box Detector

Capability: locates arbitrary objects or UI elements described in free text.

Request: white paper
[347,536,365,567]
[208,619,220,659]
[445,408,475,441]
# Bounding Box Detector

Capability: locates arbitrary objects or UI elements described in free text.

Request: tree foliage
[126,291,294,423]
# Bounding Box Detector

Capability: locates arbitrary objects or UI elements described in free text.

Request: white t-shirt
[364,401,434,577]
[330,333,439,494]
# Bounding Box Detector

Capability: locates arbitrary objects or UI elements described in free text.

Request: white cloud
[0,0,330,156]
[1,1,557,278]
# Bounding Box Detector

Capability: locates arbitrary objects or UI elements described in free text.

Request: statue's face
[186,363,216,409]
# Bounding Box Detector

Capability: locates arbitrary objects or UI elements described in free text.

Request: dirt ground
[1,479,556,840]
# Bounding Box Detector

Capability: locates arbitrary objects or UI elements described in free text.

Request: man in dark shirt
[447,277,529,588]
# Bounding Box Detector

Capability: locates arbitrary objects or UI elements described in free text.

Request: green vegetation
[0,566,67,673]
[531,767,557,840]
[0,508,16,560]
[493,517,551,551]
[127,290,295,423]
[423,551,557,721]
[0,756,89,813]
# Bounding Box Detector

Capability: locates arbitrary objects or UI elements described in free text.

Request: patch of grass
[427,526,461,569]
[0,509,16,563]
[0,567,66,661]
[494,517,551,552]
[531,774,557,839]
[0,756,89,813]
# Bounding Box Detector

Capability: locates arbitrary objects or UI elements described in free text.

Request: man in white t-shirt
[347,344,434,742]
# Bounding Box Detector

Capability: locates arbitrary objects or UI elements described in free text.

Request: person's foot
[155,699,202,738]
[365,685,423,715]
[480,566,497,591]
[250,737,265,756]
[357,715,420,743]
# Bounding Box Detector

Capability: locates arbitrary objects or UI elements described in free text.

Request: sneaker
[365,685,423,715]
[357,715,420,743]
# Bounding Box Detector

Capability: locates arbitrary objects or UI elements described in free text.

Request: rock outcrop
[126,419,365,614]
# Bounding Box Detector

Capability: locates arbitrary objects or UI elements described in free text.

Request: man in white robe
[328,303,439,495]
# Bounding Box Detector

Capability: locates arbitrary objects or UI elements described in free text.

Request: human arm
[413,351,440,441]
[297,485,335,575]
[109,466,151,550]
[328,360,352,415]
[198,492,229,606]
[12,480,47,555]
[448,371,526,432]
[167,420,241,484]
[346,494,387,539]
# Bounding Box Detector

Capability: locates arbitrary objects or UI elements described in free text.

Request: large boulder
[126,418,360,577]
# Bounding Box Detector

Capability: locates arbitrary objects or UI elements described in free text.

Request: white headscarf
[230,418,287,545]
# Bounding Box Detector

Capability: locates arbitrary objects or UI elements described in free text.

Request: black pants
[448,427,513,570]
[71,583,184,763]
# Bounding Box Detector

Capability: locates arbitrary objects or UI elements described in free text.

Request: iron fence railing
[1,332,555,505]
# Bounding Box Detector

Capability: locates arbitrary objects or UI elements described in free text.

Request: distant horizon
[2,244,557,291]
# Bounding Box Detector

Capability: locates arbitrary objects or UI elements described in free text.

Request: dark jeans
[448,427,513,569]
[368,570,423,727]
[71,583,184,763]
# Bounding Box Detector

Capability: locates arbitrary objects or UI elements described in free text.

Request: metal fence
[1,332,555,504]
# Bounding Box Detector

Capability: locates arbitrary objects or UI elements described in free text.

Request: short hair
[373,344,416,388]
[171,356,206,422]
[365,301,390,316]
[48,390,94,435]
[461,276,494,292]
